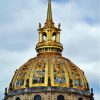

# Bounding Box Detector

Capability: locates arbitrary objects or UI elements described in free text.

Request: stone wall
[8,92,90,100]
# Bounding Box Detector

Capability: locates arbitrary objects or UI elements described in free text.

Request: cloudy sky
[0,0,99,99]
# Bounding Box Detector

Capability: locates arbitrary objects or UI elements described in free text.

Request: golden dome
[8,0,90,98]
[9,53,89,91]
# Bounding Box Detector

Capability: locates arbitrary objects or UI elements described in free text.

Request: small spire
[47,0,53,22]
[58,23,61,29]
[4,88,8,100]
[39,22,41,29]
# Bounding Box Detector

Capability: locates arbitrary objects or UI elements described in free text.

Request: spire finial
[47,0,53,22]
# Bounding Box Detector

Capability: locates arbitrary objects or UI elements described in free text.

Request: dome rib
[9,55,89,92]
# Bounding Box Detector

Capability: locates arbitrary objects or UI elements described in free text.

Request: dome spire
[47,0,53,22]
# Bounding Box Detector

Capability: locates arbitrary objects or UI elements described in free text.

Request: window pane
[34,95,41,100]
[16,97,20,100]
[79,97,83,100]
[57,95,64,100]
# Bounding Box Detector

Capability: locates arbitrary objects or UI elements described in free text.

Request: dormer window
[78,97,83,100]
[34,95,41,100]
[16,97,21,100]
[57,95,64,100]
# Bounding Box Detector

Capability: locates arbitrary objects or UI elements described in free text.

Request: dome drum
[7,86,90,97]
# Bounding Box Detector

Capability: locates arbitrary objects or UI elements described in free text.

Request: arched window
[26,79,29,87]
[79,80,83,87]
[57,95,64,100]
[34,95,41,100]
[75,79,79,86]
[52,32,56,41]
[78,97,83,100]
[16,80,20,86]
[43,32,47,41]
[16,80,24,86]
[16,97,20,100]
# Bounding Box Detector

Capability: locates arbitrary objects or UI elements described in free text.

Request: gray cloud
[0,0,99,99]
[62,25,99,63]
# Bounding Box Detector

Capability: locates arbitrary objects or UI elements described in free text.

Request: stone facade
[8,92,90,100]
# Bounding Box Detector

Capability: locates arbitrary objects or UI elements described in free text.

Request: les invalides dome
[4,0,94,100]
